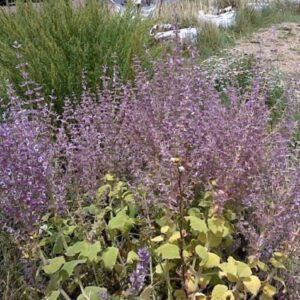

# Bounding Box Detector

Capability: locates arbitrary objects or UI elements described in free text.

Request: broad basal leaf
[202,252,221,269]
[185,216,208,234]
[127,250,139,263]
[60,259,86,278]
[108,211,134,233]
[243,275,261,296]
[43,256,65,275]
[102,247,119,270]
[156,243,180,260]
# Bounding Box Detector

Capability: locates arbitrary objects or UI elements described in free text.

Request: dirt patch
[231,22,300,75]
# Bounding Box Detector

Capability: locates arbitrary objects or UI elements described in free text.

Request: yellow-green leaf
[195,245,209,265]
[127,250,139,263]
[223,291,235,300]
[104,174,114,182]
[169,231,181,243]
[211,284,228,300]
[108,211,134,233]
[194,292,207,299]
[243,275,261,296]
[46,291,60,300]
[43,256,65,274]
[207,232,222,247]
[161,226,170,234]
[77,286,106,300]
[185,216,208,234]
[219,257,238,282]
[156,243,180,260]
[102,247,119,270]
[66,241,87,257]
[60,259,86,278]
[263,283,277,298]
[208,217,225,237]
[151,235,164,242]
[270,258,286,270]
[199,275,211,288]
[237,261,252,278]
[257,260,269,272]
[203,252,220,268]
[80,241,101,262]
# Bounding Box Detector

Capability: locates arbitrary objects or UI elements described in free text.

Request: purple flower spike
[128,248,150,295]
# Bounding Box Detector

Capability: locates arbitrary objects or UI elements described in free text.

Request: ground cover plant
[0,50,299,299]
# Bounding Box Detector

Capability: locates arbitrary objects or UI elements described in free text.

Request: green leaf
[236,261,252,278]
[156,243,180,260]
[66,241,101,261]
[219,257,238,282]
[46,291,60,300]
[243,275,261,296]
[270,258,286,270]
[262,283,277,298]
[202,252,221,268]
[77,286,106,300]
[60,259,86,278]
[151,235,164,242]
[208,217,225,237]
[108,211,135,233]
[127,250,139,263]
[161,226,170,234]
[96,184,110,200]
[188,207,201,217]
[43,256,65,275]
[80,241,101,262]
[102,247,119,270]
[185,216,208,234]
[122,191,134,203]
[52,234,65,255]
[45,272,61,294]
[63,225,77,235]
[169,231,181,243]
[257,260,269,272]
[66,241,87,257]
[104,174,114,182]
[207,232,222,247]
[195,245,209,265]
[211,284,228,300]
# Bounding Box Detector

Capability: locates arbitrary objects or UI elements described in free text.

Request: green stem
[58,287,72,300]
[177,168,188,298]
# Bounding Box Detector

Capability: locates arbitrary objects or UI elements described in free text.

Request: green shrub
[0,0,159,111]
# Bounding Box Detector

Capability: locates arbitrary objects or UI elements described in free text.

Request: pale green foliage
[22,175,288,299]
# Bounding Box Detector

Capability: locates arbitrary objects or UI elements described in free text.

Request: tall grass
[0,0,158,111]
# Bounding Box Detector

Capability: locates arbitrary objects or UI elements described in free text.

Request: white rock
[198,9,236,28]
[153,27,198,43]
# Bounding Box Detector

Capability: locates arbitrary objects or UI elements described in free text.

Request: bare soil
[231,22,300,75]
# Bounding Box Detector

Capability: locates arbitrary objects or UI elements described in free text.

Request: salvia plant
[0,51,299,299]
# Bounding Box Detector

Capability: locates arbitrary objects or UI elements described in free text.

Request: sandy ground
[232,22,300,75]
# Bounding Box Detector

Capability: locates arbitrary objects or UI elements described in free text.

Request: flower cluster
[128,248,150,295]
